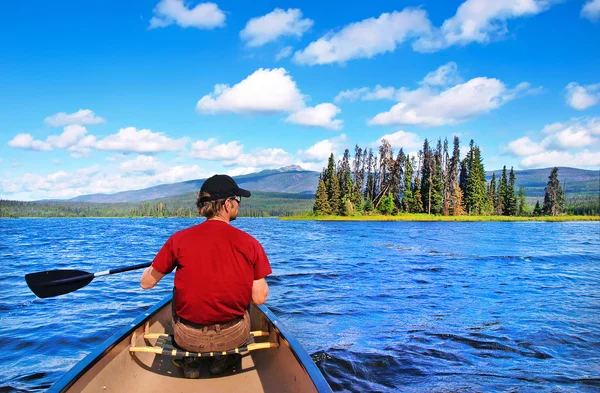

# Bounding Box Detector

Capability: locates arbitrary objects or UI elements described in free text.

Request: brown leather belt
[175,314,243,331]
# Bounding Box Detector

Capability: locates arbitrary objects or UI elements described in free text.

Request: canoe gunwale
[47,295,172,393]
[48,295,332,393]
[256,304,332,393]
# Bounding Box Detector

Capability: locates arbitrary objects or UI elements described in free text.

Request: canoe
[48,295,332,393]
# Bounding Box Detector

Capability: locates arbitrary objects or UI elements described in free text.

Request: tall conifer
[542,167,565,216]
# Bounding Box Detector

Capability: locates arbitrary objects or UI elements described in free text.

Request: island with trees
[301,137,597,221]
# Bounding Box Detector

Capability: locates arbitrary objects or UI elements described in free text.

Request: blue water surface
[0,218,599,392]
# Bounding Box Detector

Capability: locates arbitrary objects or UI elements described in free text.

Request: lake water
[0,218,599,392]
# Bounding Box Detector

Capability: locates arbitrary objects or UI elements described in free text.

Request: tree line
[313,137,568,217]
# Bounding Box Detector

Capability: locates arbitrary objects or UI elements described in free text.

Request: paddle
[25,262,151,299]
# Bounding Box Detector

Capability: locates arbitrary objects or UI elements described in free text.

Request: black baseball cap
[199,174,251,201]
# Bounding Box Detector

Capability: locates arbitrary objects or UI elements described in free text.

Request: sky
[1,0,599,201]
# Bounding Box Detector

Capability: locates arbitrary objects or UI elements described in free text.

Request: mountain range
[45,166,598,203]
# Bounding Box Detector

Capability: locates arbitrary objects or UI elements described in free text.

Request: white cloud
[505,136,545,156]
[299,134,347,161]
[506,118,600,169]
[520,150,600,169]
[565,82,600,110]
[197,68,342,129]
[335,63,464,103]
[120,155,163,175]
[334,88,370,103]
[285,103,343,130]
[149,0,225,29]
[421,62,463,87]
[369,73,534,127]
[293,9,433,65]
[334,85,397,103]
[275,46,293,61]
[1,162,209,200]
[227,148,293,167]
[582,0,600,21]
[240,8,313,47]
[374,130,422,150]
[414,0,556,51]
[196,68,305,114]
[190,138,243,160]
[94,127,187,153]
[8,133,52,151]
[8,126,186,156]
[44,109,106,127]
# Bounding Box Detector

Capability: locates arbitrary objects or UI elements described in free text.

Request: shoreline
[279,214,600,222]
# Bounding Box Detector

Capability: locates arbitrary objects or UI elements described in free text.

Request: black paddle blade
[25,269,95,299]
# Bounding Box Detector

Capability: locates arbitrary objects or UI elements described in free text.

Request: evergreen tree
[363,198,374,213]
[378,193,395,215]
[339,149,351,200]
[412,173,424,213]
[517,186,529,216]
[420,140,433,214]
[401,156,414,212]
[498,166,507,215]
[329,173,342,215]
[459,157,469,205]
[542,167,565,216]
[533,200,542,216]
[431,140,444,214]
[325,153,336,198]
[465,146,487,214]
[313,179,331,215]
[447,136,461,215]
[505,167,517,216]
[489,173,497,214]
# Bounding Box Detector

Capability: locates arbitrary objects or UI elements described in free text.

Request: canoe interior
[61,300,323,393]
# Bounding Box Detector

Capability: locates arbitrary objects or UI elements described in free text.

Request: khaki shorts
[172,311,251,353]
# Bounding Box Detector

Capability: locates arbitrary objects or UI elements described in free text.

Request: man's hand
[140,266,165,289]
[252,278,269,305]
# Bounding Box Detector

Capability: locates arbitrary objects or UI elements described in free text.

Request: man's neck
[208,215,230,224]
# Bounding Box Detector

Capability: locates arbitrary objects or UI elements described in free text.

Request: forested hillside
[0,191,314,218]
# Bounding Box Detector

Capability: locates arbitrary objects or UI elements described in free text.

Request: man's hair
[196,192,227,219]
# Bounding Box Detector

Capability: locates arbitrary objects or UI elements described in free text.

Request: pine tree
[533,200,542,216]
[489,173,497,214]
[459,158,469,206]
[505,167,517,216]
[363,198,374,213]
[465,146,487,214]
[313,179,331,215]
[517,186,529,216]
[325,153,336,199]
[401,156,414,212]
[420,140,433,214]
[542,167,565,216]
[379,193,395,215]
[329,173,342,215]
[498,166,507,215]
[431,141,444,214]
[412,173,424,213]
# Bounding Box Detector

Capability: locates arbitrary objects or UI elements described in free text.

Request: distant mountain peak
[279,165,305,171]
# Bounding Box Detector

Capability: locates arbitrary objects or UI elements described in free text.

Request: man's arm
[140,266,166,289]
[252,278,269,305]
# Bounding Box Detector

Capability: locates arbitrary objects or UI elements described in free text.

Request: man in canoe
[140,174,272,378]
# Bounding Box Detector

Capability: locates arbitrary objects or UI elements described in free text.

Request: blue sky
[1,0,599,200]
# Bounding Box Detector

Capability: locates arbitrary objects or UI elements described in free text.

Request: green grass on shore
[280,214,600,222]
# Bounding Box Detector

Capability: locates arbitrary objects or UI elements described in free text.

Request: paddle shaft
[50,262,152,286]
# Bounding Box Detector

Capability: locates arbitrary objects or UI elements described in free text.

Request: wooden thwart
[129,330,278,358]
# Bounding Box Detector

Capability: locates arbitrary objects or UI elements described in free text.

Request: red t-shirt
[151,220,272,325]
